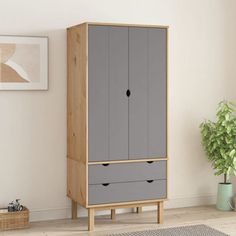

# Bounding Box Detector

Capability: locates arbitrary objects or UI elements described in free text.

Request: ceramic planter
[216,183,234,211]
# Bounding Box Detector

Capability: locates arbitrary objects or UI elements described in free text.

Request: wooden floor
[1,205,236,236]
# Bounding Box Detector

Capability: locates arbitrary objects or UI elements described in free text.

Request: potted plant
[200,101,236,211]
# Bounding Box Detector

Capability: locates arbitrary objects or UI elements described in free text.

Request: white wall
[0,0,236,221]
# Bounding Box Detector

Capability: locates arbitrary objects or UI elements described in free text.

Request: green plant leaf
[200,100,236,179]
[229,149,236,158]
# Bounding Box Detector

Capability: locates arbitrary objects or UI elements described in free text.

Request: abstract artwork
[0,36,48,90]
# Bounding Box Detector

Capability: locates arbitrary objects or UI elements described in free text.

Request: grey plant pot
[216,183,234,211]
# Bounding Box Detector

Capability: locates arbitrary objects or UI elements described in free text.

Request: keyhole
[126,90,131,97]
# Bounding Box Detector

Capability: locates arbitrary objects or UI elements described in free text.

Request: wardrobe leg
[157,201,163,224]
[137,207,142,213]
[111,209,116,220]
[88,208,95,231]
[71,200,77,219]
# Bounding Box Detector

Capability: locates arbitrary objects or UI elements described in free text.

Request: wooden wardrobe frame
[67,22,169,231]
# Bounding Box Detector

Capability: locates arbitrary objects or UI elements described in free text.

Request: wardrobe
[67,22,168,231]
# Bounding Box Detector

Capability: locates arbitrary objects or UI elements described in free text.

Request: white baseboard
[165,194,216,209]
[30,194,216,222]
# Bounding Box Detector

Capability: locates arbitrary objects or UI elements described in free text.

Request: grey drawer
[88,179,166,205]
[89,161,166,184]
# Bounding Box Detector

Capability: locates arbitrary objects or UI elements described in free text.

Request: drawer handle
[146,180,154,183]
[102,163,110,166]
[102,183,110,186]
[147,161,154,164]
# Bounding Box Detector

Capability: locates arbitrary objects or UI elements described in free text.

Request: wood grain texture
[158,201,164,224]
[88,208,94,231]
[111,209,116,220]
[88,199,167,209]
[137,207,142,213]
[71,200,77,219]
[88,158,168,165]
[67,23,87,162]
[88,22,169,28]
[6,206,235,235]
[67,23,168,228]
[67,158,87,207]
[67,23,88,207]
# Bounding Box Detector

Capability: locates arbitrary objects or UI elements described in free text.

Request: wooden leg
[157,201,163,224]
[137,207,142,213]
[88,208,94,231]
[71,200,77,219]
[111,209,116,220]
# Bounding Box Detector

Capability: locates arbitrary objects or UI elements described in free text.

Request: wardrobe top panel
[68,22,169,29]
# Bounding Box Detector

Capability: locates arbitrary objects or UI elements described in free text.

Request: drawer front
[89,161,166,184]
[88,179,167,205]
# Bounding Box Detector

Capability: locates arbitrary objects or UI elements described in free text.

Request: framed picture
[0,36,48,90]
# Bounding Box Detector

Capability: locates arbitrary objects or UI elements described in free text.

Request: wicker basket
[0,207,29,231]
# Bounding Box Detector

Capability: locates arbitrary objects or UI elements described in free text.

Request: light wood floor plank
[2,206,236,236]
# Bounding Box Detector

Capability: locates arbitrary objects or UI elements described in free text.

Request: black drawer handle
[126,89,131,97]
[102,163,110,166]
[147,161,154,164]
[102,183,110,186]
[146,180,154,183]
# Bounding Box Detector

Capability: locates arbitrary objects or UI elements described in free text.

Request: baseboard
[144,194,216,211]
[30,194,216,222]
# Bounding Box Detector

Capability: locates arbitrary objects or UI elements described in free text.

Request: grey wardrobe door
[88,26,129,161]
[129,27,148,159]
[88,26,109,161]
[109,27,129,160]
[148,28,167,157]
[129,27,167,159]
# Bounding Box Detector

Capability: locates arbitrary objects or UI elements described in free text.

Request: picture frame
[0,35,48,90]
